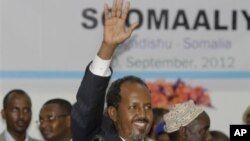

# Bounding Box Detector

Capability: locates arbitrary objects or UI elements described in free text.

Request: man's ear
[107,106,118,122]
[1,109,6,120]
[179,126,187,139]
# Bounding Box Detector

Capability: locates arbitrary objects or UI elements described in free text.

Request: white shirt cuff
[89,55,112,76]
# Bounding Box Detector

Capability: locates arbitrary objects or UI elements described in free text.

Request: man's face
[39,104,70,141]
[185,112,212,141]
[1,93,32,134]
[114,81,153,141]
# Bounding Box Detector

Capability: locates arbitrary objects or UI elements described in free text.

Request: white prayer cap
[163,100,203,133]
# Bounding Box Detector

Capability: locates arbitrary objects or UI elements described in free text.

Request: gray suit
[0,131,41,141]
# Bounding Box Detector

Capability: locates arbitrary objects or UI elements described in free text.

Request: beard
[129,128,148,141]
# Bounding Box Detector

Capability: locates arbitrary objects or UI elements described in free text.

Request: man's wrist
[97,41,116,60]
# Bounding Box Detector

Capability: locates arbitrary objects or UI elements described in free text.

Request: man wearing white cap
[163,100,212,141]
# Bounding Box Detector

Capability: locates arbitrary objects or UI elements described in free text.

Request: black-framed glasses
[36,114,69,125]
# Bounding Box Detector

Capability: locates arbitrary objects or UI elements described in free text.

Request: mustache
[133,118,149,123]
[16,119,26,123]
[16,119,30,123]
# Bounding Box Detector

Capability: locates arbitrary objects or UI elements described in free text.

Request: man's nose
[19,111,24,119]
[137,107,146,117]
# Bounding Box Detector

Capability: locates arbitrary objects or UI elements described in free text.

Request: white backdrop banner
[0,0,250,139]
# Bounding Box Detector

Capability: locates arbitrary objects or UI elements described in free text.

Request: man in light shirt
[0,89,40,141]
[71,0,153,141]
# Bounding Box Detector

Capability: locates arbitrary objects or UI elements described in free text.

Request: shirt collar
[4,130,29,141]
[120,136,126,141]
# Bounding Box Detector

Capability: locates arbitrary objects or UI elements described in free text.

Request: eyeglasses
[36,114,69,125]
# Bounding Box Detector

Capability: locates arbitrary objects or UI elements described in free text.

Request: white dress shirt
[4,130,29,141]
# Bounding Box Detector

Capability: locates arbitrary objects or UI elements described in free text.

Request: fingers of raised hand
[121,1,130,20]
[111,0,128,18]
[111,0,118,17]
[104,4,110,19]
[105,0,130,20]
[126,23,138,37]
[116,0,123,17]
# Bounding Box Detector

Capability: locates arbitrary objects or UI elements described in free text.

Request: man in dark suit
[71,0,153,141]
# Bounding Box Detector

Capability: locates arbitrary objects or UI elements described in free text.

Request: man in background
[147,108,169,141]
[0,89,40,141]
[242,105,250,125]
[38,98,72,141]
[163,100,212,141]
[154,121,170,141]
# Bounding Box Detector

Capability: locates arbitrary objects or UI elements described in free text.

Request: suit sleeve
[71,63,112,141]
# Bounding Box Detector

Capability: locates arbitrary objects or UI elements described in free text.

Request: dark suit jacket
[71,64,122,141]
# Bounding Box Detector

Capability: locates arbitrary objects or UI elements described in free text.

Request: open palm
[103,0,137,48]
